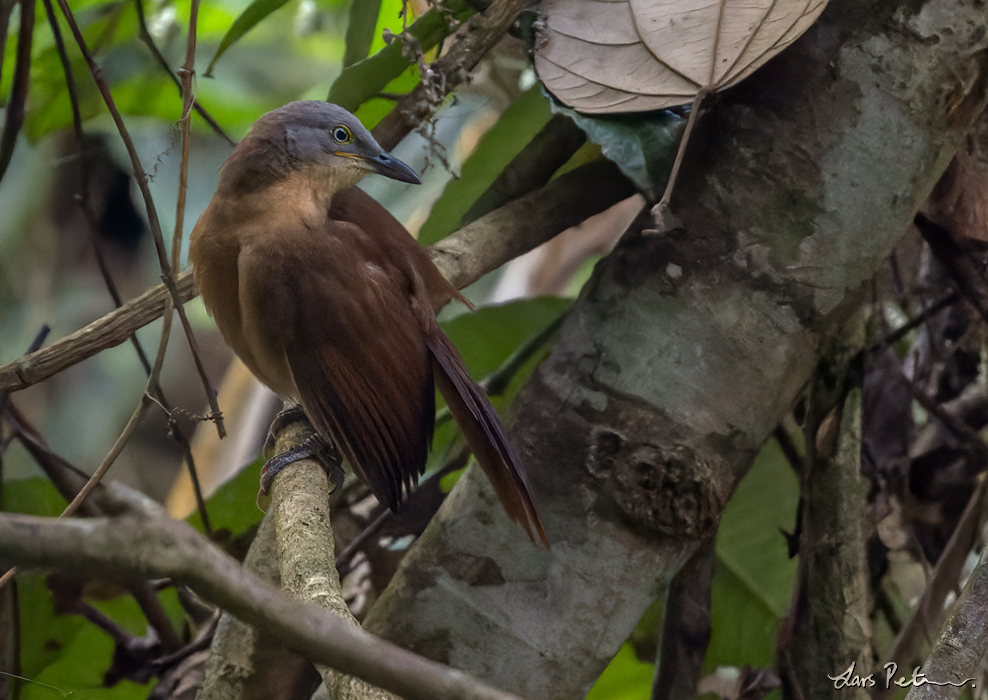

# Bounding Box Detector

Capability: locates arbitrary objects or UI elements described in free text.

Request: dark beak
[367,152,421,185]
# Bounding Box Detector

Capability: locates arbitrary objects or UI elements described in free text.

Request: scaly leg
[260,418,345,495]
[263,404,309,457]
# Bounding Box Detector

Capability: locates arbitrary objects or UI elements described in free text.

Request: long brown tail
[427,328,549,547]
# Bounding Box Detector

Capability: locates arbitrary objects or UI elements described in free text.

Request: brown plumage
[190,101,547,546]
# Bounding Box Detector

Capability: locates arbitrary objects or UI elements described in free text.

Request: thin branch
[134,0,234,145]
[907,379,988,458]
[651,537,715,700]
[656,88,711,212]
[372,0,530,151]
[0,272,195,393]
[914,213,988,324]
[884,474,988,684]
[51,0,225,437]
[903,543,988,700]
[0,404,184,652]
[773,424,804,478]
[0,512,527,700]
[166,0,213,533]
[461,114,587,227]
[0,0,34,182]
[0,296,172,591]
[877,291,960,349]
[0,160,633,394]
[41,0,212,535]
[431,160,636,290]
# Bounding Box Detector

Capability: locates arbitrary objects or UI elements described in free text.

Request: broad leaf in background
[1,475,66,517]
[534,0,828,114]
[417,86,553,246]
[551,104,682,199]
[706,436,798,670]
[585,643,655,700]
[353,64,419,130]
[440,297,572,380]
[21,594,166,700]
[186,454,266,537]
[206,0,294,75]
[342,0,383,67]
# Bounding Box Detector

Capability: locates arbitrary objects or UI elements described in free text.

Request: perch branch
[268,420,398,699]
[0,512,525,700]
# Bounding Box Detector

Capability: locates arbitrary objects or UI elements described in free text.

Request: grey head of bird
[225,100,421,193]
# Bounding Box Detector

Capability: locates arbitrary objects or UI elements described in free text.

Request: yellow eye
[332,125,352,144]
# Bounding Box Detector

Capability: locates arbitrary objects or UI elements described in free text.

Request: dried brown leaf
[535,0,829,114]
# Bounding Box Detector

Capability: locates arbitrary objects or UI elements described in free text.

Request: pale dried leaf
[535,0,830,114]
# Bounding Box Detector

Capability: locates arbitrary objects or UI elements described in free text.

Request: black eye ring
[332,125,352,144]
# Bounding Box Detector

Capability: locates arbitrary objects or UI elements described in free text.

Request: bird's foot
[259,433,345,496]
[263,404,309,457]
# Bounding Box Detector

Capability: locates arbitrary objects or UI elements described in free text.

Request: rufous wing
[282,228,435,512]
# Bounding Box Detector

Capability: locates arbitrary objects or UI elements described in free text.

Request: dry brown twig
[51,0,225,437]
[133,0,234,145]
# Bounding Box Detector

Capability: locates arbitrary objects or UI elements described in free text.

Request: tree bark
[363,0,988,697]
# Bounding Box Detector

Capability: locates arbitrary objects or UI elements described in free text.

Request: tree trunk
[364,0,988,697]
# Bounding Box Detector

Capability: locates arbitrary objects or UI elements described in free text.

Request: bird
[189,100,547,546]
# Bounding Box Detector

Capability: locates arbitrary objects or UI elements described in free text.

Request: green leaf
[352,64,419,130]
[418,86,553,246]
[22,614,150,700]
[553,104,684,201]
[205,0,293,77]
[19,575,168,697]
[705,436,799,670]
[187,455,266,537]
[366,0,403,56]
[326,0,469,113]
[586,643,654,700]
[439,297,571,379]
[1,477,67,517]
[342,0,382,67]
[18,574,84,681]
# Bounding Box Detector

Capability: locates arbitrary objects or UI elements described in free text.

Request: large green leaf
[205,0,293,76]
[342,0,382,67]
[586,643,654,700]
[417,86,553,246]
[352,63,418,130]
[1,477,66,517]
[706,436,799,669]
[22,612,150,700]
[186,455,266,537]
[440,296,571,378]
[17,574,85,682]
